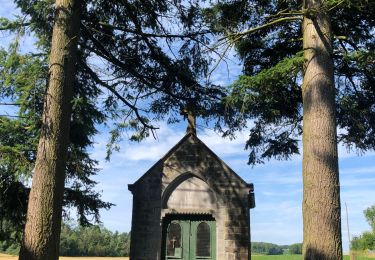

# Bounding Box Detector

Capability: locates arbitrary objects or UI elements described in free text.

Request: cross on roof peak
[181,107,196,135]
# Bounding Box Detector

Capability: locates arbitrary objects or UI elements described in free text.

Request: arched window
[166,222,181,256]
[196,222,210,257]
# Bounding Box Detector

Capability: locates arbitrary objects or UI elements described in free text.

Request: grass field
[252,255,373,260]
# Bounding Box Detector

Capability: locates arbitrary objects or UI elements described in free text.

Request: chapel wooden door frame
[162,214,216,260]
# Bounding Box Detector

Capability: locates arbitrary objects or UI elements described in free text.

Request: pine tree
[17,0,82,259]
[301,0,341,258]
[0,19,113,234]
[203,0,374,259]
[1,0,221,258]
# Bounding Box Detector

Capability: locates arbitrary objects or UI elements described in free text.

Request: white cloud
[341,177,375,188]
[341,166,375,175]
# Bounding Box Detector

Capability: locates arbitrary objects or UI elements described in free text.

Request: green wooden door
[165,219,216,260]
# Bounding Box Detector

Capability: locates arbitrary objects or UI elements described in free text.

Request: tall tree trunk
[302,0,343,259]
[18,0,81,260]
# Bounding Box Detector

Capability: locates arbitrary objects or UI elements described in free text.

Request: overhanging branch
[81,62,158,131]
[98,22,210,39]
[82,25,186,102]
[219,16,303,43]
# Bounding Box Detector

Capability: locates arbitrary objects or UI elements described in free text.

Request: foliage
[0,2,227,258]
[251,242,303,255]
[0,0,223,238]
[204,0,375,165]
[59,223,130,257]
[0,220,21,255]
[225,53,303,164]
[364,205,375,232]
[251,242,283,255]
[252,255,303,260]
[203,1,373,258]
[9,0,223,130]
[0,45,112,231]
[289,243,302,255]
[351,232,375,251]
[0,222,130,257]
[351,204,375,251]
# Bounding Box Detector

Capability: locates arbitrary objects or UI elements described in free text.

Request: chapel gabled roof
[128,132,251,191]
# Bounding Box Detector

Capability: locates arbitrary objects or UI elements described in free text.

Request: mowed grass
[252,255,374,260]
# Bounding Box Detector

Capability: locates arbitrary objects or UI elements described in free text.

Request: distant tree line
[351,205,375,251]
[59,223,130,256]
[288,243,303,254]
[0,220,21,255]
[251,242,283,255]
[351,232,375,251]
[251,242,302,255]
[0,222,130,256]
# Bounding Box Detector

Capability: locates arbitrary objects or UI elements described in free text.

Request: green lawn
[343,256,375,260]
[252,255,373,260]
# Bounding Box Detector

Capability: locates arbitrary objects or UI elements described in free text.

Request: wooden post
[346,202,355,260]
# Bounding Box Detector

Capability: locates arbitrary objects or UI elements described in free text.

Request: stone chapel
[128,117,255,260]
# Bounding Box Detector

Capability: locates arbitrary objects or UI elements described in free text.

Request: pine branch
[328,0,345,11]
[82,25,186,102]
[81,62,158,131]
[97,22,210,39]
[267,8,304,19]
[125,11,222,102]
[0,22,30,31]
[219,16,303,43]
[0,103,20,106]
[0,114,26,118]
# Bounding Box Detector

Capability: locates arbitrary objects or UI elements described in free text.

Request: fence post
[350,251,356,260]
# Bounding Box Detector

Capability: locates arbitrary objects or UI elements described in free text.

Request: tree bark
[302,0,343,259]
[18,0,81,260]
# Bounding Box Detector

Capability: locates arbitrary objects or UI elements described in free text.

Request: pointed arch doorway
[162,214,216,260]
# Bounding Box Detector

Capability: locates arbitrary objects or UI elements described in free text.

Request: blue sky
[1,1,375,253]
